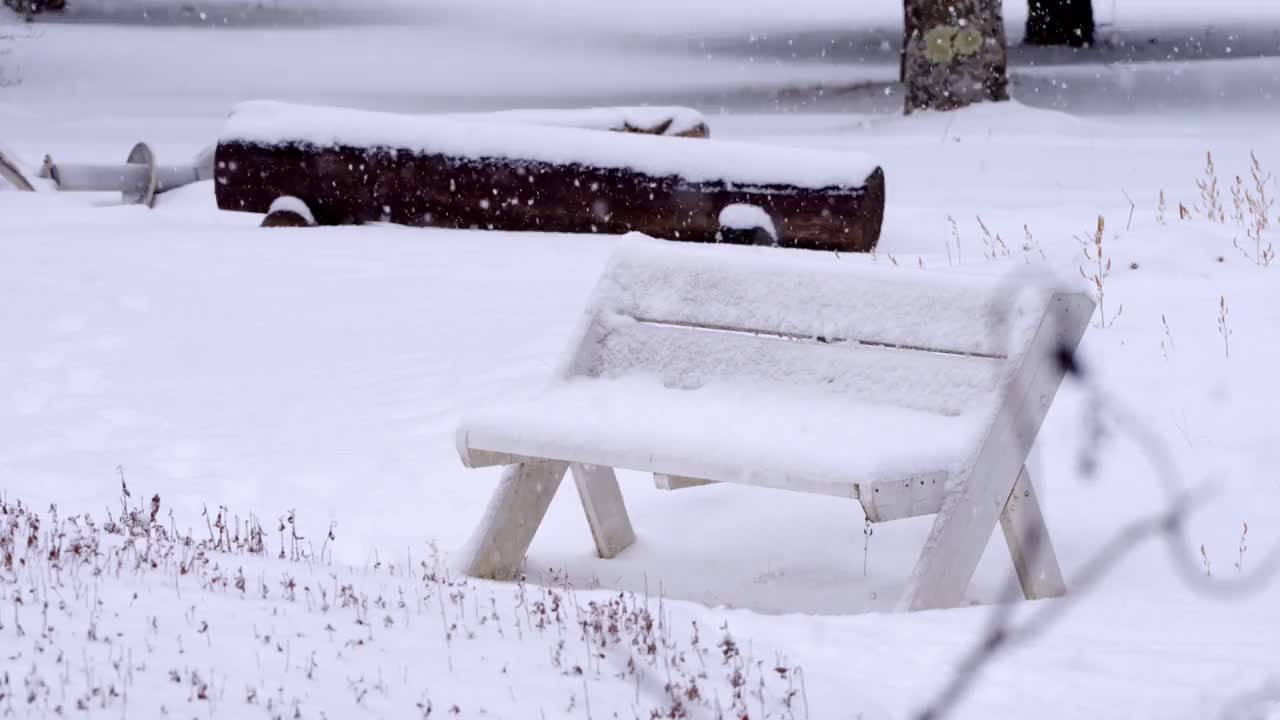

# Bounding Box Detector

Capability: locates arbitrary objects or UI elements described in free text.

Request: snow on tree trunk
[1025,0,1095,48]
[902,0,1010,114]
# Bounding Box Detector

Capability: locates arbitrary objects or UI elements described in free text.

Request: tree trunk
[3,0,64,14]
[1025,0,1095,47]
[902,0,1010,114]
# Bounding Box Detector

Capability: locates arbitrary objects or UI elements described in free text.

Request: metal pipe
[50,163,200,193]
[41,142,207,207]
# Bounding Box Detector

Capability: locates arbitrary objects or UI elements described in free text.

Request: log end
[856,165,887,252]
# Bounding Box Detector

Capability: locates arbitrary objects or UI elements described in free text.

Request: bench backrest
[562,239,1082,419]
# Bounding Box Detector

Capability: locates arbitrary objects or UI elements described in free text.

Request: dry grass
[1197,151,1225,223]
[1177,149,1277,266]
[1217,295,1232,359]
[1078,215,1121,329]
[976,215,1010,260]
[0,483,812,719]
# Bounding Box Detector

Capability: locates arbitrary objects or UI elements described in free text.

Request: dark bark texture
[1025,0,1095,47]
[214,141,886,253]
[902,0,1010,114]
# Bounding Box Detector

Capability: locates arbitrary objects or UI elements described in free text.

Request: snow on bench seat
[458,376,980,499]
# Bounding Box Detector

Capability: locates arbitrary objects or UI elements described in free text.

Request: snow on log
[213,102,885,252]
[460,106,711,138]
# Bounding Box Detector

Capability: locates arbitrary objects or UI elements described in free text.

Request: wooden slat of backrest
[595,241,1046,359]
[577,317,1009,417]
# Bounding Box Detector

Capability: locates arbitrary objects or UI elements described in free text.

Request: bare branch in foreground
[916,345,1280,720]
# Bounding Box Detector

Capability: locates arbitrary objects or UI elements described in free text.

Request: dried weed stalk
[1197,151,1225,222]
[1079,215,1121,328]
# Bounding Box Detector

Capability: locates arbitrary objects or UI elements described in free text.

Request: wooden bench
[455,238,1094,611]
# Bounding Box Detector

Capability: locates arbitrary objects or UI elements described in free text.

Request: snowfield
[3,0,1280,717]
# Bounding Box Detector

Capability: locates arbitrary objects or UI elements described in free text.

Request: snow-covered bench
[456,238,1094,611]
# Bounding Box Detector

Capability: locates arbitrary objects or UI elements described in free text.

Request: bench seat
[459,377,982,501]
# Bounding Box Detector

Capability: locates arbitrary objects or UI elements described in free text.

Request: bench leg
[901,466,1023,612]
[999,466,1066,600]
[571,463,636,559]
[461,459,568,580]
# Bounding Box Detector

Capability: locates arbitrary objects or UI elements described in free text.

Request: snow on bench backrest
[563,239,1056,418]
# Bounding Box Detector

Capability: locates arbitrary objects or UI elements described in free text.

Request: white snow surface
[4,1,1280,718]
[220,101,882,188]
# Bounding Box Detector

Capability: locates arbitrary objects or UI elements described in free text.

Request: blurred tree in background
[1026,0,1095,47]
[5,0,65,17]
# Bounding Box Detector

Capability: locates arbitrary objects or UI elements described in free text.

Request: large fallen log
[214,102,885,252]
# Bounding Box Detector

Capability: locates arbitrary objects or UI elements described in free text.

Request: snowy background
[2,0,1279,717]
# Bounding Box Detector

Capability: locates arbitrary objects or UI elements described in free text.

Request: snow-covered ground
[2,1,1280,717]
